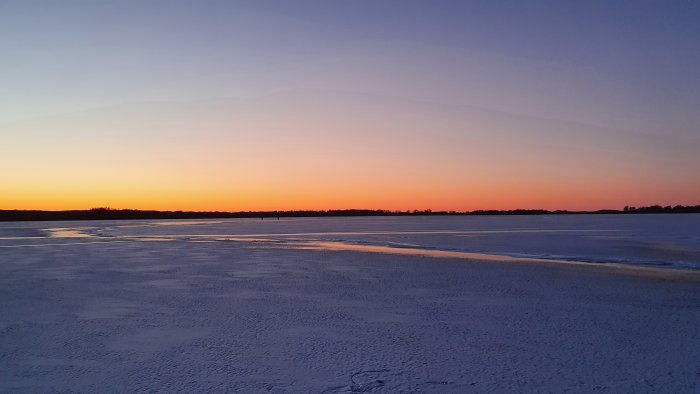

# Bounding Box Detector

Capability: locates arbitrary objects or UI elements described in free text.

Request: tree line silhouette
[0,204,698,222]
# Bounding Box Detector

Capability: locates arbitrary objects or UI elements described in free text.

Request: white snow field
[1,215,700,392]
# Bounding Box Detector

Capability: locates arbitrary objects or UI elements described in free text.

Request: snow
[1,215,699,392]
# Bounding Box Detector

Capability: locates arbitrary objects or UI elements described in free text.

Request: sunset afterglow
[2,1,699,211]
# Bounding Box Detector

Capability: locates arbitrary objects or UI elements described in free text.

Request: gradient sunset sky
[2,1,699,211]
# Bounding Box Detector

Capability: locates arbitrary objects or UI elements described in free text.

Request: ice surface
[1,215,699,392]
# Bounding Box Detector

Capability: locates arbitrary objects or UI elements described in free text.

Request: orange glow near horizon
[4,93,697,213]
[3,176,698,212]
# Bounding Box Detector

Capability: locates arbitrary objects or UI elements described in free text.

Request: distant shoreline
[1,205,698,222]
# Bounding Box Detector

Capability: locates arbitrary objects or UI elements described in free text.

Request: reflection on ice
[288,241,595,266]
[0,240,128,248]
[295,240,536,259]
[281,241,700,277]
[45,228,96,238]
[0,215,696,271]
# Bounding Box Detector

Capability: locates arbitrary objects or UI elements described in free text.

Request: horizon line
[2,203,699,213]
[1,204,699,223]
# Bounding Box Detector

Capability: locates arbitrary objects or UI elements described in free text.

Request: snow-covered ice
[1,215,699,392]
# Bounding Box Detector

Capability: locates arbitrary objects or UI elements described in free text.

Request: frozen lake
[3,214,700,270]
[1,215,699,392]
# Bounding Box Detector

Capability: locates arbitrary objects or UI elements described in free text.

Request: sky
[2,0,699,211]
